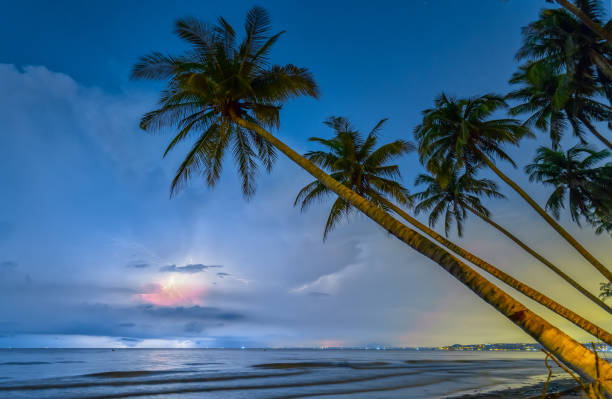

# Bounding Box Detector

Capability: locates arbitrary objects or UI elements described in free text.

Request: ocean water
[0,349,570,398]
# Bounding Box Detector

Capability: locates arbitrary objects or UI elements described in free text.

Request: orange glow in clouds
[139,276,207,306]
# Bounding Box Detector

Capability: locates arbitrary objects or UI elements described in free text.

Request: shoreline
[446,378,582,398]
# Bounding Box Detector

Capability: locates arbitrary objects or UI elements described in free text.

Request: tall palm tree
[520,2,612,84]
[553,0,612,45]
[527,145,612,302]
[296,118,612,341]
[412,169,611,314]
[508,62,612,150]
[414,93,611,282]
[133,8,612,385]
[412,169,504,238]
[519,0,612,150]
[295,117,414,239]
[526,144,612,229]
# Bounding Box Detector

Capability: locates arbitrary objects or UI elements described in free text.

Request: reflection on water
[0,349,570,398]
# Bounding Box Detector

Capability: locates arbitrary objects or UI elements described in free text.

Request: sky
[0,0,610,348]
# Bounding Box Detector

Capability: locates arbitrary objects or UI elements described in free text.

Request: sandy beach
[449,378,583,398]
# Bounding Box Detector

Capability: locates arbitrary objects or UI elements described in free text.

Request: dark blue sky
[0,1,609,348]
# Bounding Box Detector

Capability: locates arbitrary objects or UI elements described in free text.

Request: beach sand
[448,378,584,398]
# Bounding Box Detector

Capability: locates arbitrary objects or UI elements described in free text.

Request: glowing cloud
[138,275,207,306]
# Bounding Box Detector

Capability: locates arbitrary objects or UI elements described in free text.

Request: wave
[253,361,390,369]
[0,371,305,391]
[184,362,224,366]
[67,370,430,399]
[84,370,190,378]
[0,361,51,365]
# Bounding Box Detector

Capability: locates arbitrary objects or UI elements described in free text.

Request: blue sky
[0,0,610,348]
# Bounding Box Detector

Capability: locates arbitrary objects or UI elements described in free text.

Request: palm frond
[133,7,317,198]
[323,197,352,240]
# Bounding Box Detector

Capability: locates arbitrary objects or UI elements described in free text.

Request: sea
[0,349,577,398]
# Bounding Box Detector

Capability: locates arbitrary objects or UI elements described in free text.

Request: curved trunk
[231,113,612,391]
[580,117,612,151]
[555,0,612,44]
[478,151,612,282]
[383,200,612,343]
[462,204,612,315]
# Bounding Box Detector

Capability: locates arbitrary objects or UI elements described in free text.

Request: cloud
[291,264,364,295]
[127,263,149,269]
[121,337,140,342]
[217,272,231,278]
[0,261,17,269]
[307,292,330,298]
[159,264,222,273]
[184,321,205,333]
[141,305,244,321]
[138,278,206,307]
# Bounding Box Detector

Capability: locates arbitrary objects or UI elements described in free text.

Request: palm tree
[414,93,612,282]
[133,8,612,385]
[296,118,612,341]
[552,0,612,45]
[517,0,612,151]
[526,144,612,229]
[519,2,612,91]
[412,168,611,314]
[131,11,317,197]
[509,62,612,149]
[412,169,504,238]
[508,62,612,150]
[602,282,612,299]
[295,117,414,239]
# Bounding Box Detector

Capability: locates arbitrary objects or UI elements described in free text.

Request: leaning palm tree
[415,93,611,282]
[296,117,612,340]
[552,0,612,46]
[133,8,612,386]
[508,62,612,150]
[412,169,504,238]
[518,2,612,97]
[526,144,612,229]
[412,168,611,314]
[295,116,414,239]
[527,145,612,304]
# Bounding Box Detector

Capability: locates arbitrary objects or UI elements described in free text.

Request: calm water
[0,349,569,398]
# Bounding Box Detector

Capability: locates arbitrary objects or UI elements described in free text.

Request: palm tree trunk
[580,117,612,151]
[554,0,612,44]
[382,200,612,343]
[477,150,612,282]
[231,113,612,390]
[462,203,612,315]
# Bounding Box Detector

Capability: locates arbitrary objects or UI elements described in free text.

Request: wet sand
[448,378,582,398]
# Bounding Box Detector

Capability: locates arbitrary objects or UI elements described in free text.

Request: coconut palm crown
[508,61,612,150]
[131,7,318,197]
[412,169,505,237]
[414,94,533,173]
[295,117,414,239]
[517,1,612,100]
[525,144,612,230]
